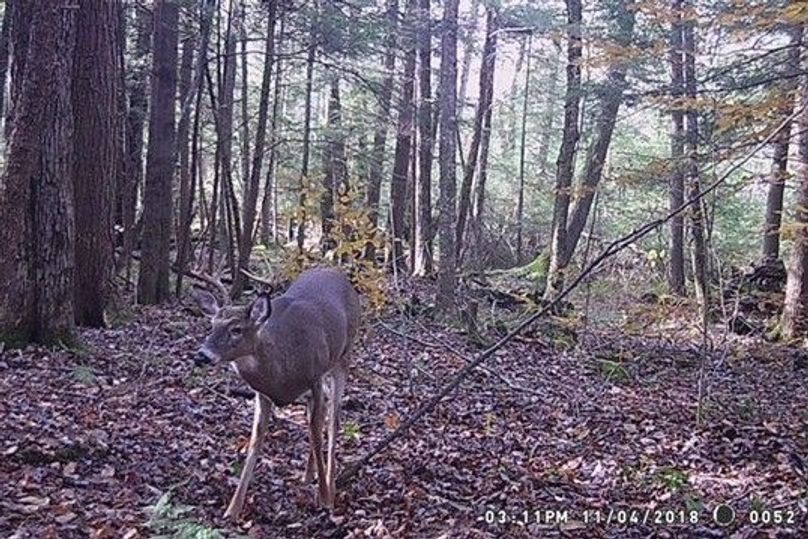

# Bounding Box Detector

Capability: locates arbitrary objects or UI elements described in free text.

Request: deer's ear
[194,289,220,317]
[248,294,271,326]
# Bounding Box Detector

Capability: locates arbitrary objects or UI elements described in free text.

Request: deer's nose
[195,348,215,366]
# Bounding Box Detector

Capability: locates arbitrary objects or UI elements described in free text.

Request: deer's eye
[229,326,243,338]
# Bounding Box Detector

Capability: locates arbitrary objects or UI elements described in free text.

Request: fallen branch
[336,105,803,487]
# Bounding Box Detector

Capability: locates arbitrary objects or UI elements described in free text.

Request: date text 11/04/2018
[483,509,701,526]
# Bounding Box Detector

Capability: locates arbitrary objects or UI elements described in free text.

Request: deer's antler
[185,268,232,305]
[240,269,276,294]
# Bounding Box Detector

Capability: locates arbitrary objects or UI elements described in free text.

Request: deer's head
[194,290,272,365]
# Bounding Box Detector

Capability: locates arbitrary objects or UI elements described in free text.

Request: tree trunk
[544,0,582,300]
[515,33,533,262]
[123,6,151,278]
[261,11,284,246]
[457,0,481,112]
[762,24,803,261]
[173,35,195,296]
[72,0,118,327]
[232,0,277,297]
[563,0,636,262]
[0,2,77,345]
[321,76,339,250]
[366,0,398,230]
[436,0,459,312]
[390,0,417,272]
[218,4,239,271]
[536,58,560,183]
[683,1,709,310]
[782,56,808,339]
[137,0,178,305]
[6,0,31,138]
[0,2,11,123]
[413,0,434,276]
[456,8,497,259]
[295,19,316,251]
[238,0,250,187]
[668,0,686,295]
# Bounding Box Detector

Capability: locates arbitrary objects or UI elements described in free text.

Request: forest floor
[1,281,806,538]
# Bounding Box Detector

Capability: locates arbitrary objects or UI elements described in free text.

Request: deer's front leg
[224,393,270,519]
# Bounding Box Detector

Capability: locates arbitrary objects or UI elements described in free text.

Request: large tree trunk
[683,1,709,310]
[668,0,686,295]
[0,2,76,345]
[0,2,11,123]
[122,6,151,278]
[544,0,582,300]
[232,0,277,297]
[436,0,459,312]
[72,0,118,327]
[6,0,31,138]
[782,51,808,339]
[137,0,178,305]
[456,8,497,259]
[173,35,195,296]
[762,24,803,262]
[366,0,398,231]
[413,0,434,276]
[390,0,417,272]
[563,0,636,262]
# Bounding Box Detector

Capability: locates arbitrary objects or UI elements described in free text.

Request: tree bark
[544,0,582,300]
[668,0,686,295]
[515,32,533,262]
[782,43,808,339]
[413,0,434,276]
[261,11,284,246]
[762,24,803,261]
[683,1,709,310]
[366,0,398,231]
[0,1,76,345]
[390,0,417,272]
[122,6,151,278]
[456,8,497,259]
[563,0,636,262]
[436,0,459,312]
[173,34,195,296]
[137,0,178,305]
[232,0,277,297]
[321,75,347,254]
[295,16,317,250]
[0,1,11,123]
[457,0,481,112]
[72,0,118,327]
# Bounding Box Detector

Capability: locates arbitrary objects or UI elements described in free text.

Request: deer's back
[276,267,359,360]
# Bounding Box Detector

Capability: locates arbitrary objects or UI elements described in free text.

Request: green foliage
[343,420,361,442]
[71,365,97,385]
[658,467,688,492]
[146,490,242,539]
[599,359,629,383]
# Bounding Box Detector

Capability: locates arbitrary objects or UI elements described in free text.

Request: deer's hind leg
[325,366,347,507]
[307,382,329,507]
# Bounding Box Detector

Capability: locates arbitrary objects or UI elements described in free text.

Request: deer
[192,267,360,518]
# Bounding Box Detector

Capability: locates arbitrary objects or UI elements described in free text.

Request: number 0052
[748,509,795,525]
